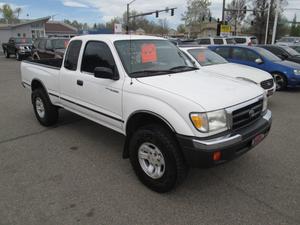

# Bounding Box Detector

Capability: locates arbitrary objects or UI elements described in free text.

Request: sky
[0,0,299,28]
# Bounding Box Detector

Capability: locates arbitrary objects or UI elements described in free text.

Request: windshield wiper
[169,65,199,72]
[129,70,175,77]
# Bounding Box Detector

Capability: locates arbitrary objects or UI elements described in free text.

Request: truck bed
[24,58,63,70]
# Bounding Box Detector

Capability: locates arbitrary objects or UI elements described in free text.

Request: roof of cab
[70,34,165,42]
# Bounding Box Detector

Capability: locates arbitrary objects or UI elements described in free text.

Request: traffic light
[171,9,174,16]
[243,6,247,14]
[251,20,254,26]
[253,10,256,16]
[156,11,159,18]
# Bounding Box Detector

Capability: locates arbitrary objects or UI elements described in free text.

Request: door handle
[77,80,83,86]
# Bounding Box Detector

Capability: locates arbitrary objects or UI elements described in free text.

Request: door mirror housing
[255,58,263,64]
[94,67,118,80]
[281,53,288,59]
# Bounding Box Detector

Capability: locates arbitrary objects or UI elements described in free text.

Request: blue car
[208,45,300,90]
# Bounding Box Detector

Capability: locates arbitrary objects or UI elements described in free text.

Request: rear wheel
[272,73,287,91]
[129,124,188,193]
[16,52,22,61]
[32,89,59,126]
[5,50,10,58]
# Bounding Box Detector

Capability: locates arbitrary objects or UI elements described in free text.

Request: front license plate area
[252,133,265,147]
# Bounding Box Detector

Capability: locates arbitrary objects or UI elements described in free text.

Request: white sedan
[180,46,276,97]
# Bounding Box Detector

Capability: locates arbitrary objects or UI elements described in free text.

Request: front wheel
[272,73,287,91]
[129,124,188,193]
[32,89,59,126]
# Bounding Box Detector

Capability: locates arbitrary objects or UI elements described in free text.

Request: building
[0,17,50,48]
[45,21,78,38]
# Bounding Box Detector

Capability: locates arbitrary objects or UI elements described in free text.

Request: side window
[245,49,260,62]
[232,48,248,60]
[81,41,117,74]
[33,40,40,48]
[213,39,224,45]
[38,39,46,49]
[198,39,211,45]
[215,47,230,58]
[45,40,52,50]
[64,40,82,71]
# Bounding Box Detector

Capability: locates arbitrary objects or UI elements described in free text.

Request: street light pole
[265,0,271,44]
[271,0,280,44]
[126,0,136,34]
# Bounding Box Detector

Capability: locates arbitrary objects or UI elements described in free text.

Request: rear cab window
[64,40,82,71]
[234,38,246,44]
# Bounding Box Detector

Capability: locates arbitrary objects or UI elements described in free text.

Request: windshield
[114,40,196,77]
[255,47,281,61]
[187,48,228,66]
[13,38,32,44]
[282,46,300,56]
[52,39,69,49]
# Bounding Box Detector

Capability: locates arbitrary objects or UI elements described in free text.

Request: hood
[201,63,272,83]
[275,59,300,69]
[136,70,264,112]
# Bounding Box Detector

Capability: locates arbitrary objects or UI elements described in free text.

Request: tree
[177,24,186,33]
[290,14,300,36]
[226,0,246,34]
[244,0,289,43]
[182,0,211,37]
[182,0,211,25]
[0,4,21,24]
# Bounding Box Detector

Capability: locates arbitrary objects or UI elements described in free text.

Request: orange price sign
[141,43,157,63]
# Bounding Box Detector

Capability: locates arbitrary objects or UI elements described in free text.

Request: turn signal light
[191,115,202,128]
[213,151,221,161]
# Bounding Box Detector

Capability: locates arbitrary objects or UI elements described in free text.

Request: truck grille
[260,79,274,90]
[232,99,263,130]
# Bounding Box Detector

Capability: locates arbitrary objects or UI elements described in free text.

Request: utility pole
[222,0,226,23]
[271,0,280,44]
[265,0,272,44]
[126,0,136,34]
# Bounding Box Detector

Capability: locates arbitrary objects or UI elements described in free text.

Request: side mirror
[281,53,288,59]
[94,67,118,80]
[255,58,263,64]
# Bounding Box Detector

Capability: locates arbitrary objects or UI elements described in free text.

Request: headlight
[263,93,268,112]
[293,69,300,75]
[190,109,228,133]
[19,46,25,50]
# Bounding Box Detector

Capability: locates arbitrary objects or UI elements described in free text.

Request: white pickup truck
[21,35,272,192]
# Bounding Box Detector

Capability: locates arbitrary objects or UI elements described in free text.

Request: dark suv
[32,38,70,59]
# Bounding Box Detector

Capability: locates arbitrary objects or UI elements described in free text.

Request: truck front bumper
[177,110,272,168]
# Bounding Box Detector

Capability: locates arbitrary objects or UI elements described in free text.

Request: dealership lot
[0,54,299,225]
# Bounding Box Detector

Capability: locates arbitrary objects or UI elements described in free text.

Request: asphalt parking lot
[0,54,299,225]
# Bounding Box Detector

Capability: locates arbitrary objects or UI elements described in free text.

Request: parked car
[276,36,300,46]
[259,45,300,64]
[2,37,33,60]
[289,45,300,54]
[231,36,258,46]
[180,46,276,97]
[21,35,271,192]
[32,38,70,59]
[196,37,236,45]
[209,45,300,90]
